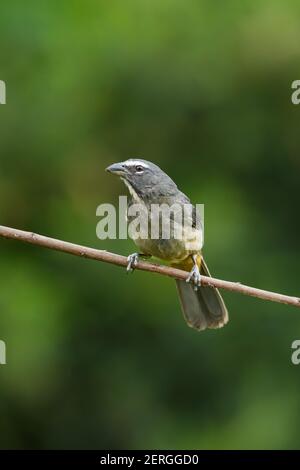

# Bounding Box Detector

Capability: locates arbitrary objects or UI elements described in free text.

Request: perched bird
[106,159,228,331]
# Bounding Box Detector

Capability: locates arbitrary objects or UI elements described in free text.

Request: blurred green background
[0,0,300,450]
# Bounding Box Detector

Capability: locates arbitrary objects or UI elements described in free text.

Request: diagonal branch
[0,224,299,308]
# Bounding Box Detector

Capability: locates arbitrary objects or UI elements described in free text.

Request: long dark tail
[175,259,229,331]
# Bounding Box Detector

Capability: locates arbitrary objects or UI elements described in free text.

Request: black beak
[105,162,126,176]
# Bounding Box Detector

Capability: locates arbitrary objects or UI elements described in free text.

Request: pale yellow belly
[132,226,202,263]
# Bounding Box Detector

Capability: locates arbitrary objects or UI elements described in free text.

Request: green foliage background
[0,0,300,449]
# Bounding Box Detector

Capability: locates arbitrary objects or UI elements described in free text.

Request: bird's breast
[127,202,202,262]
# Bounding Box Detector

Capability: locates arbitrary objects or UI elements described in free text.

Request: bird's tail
[174,258,229,331]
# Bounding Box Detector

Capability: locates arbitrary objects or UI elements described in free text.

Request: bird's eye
[135,165,144,173]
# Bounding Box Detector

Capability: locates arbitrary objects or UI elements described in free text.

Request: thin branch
[0,224,299,308]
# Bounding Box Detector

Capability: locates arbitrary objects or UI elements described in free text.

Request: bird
[106,158,228,331]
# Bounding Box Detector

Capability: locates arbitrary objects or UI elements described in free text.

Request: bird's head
[106,158,177,201]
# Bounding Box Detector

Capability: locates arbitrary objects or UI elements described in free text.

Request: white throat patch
[121,177,144,204]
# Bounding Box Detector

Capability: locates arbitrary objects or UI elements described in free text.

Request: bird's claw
[127,253,140,273]
[186,265,201,291]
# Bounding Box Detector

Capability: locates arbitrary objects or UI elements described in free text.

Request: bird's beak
[105,162,126,176]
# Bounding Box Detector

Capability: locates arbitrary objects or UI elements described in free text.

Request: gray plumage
[106,158,229,332]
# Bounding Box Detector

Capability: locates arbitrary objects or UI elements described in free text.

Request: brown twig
[0,224,299,308]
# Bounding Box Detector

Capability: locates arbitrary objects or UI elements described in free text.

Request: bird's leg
[126,253,150,273]
[186,254,201,291]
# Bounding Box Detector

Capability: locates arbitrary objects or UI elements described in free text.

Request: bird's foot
[186,264,201,291]
[127,253,140,273]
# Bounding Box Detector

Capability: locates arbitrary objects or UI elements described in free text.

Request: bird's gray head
[106,159,178,201]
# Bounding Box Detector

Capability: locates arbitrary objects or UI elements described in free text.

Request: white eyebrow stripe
[125,160,149,169]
